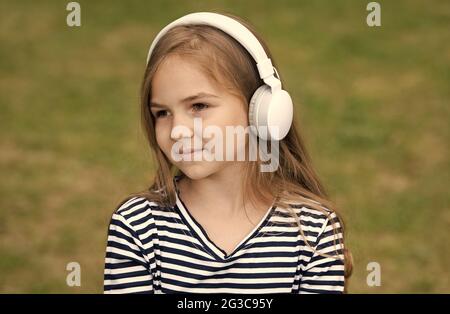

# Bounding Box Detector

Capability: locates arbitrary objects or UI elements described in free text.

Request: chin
[177,162,223,181]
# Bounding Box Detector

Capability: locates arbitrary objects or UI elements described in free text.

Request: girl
[104,12,352,294]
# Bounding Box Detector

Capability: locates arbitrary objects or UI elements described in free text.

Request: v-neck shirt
[175,185,275,260]
[104,179,345,294]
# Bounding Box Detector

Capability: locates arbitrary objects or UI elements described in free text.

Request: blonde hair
[118,11,353,291]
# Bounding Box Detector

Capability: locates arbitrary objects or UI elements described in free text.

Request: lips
[180,148,203,154]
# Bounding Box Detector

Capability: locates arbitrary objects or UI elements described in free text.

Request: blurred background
[0,0,448,293]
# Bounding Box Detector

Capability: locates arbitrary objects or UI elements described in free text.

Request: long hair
[117,11,353,291]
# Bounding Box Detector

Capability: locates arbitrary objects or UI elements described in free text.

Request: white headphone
[146,12,293,141]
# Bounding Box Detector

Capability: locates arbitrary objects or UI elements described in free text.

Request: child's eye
[155,110,169,118]
[192,103,209,112]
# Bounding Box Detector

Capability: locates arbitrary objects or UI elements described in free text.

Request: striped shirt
[104,183,345,294]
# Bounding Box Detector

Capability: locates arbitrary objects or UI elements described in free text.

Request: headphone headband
[146,12,281,91]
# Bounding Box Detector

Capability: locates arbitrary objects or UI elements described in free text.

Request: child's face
[150,55,249,180]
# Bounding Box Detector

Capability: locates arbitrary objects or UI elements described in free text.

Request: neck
[177,163,272,218]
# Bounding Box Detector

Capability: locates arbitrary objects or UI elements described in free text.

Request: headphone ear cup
[249,84,293,141]
[249,85,271,138]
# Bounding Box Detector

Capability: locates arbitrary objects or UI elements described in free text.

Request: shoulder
[115,196,157,216]
[291,201,339,225]
[110,195,171,231]
[275,196,342,239]
[278,196,338,222]
[107,196,176,249]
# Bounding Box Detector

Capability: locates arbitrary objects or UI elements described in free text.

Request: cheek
[202,109,249,158]
[230,102,249,127]
[212,103,248,129]
[154,123,172,154]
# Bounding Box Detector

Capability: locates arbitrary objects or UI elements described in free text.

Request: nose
[170,112,194,141]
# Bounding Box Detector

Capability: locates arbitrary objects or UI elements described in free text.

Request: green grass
[0,0,448,293]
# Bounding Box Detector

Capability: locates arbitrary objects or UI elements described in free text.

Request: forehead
[151,55,221,101]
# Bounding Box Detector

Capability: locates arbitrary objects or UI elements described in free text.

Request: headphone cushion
[248,85,271,134]
[249,85,293,141]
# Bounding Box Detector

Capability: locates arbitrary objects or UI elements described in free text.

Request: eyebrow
[150,92,218,109]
